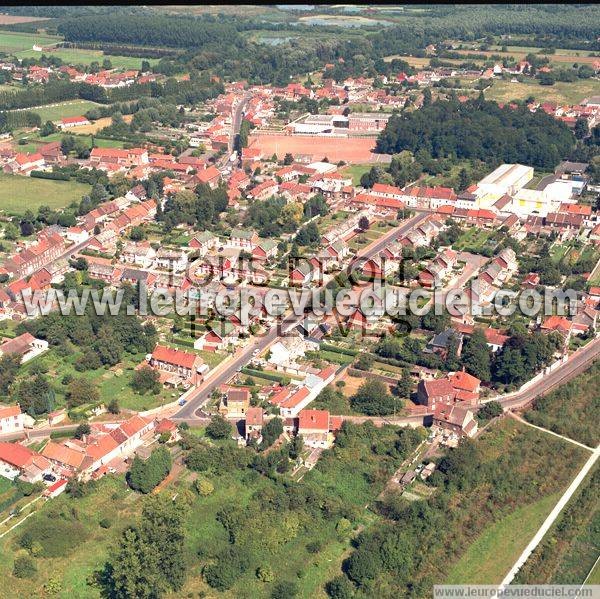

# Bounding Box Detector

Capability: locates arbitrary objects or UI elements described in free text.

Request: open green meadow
[485,78,600,106]
[0,172,91,215]
[446,493,560,584]
[515,466,600,585]
[13,47,158,70]
[23,100,103,123]
[0,30,61,53]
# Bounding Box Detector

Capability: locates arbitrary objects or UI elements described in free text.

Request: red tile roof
[0,405,21,420]
[0,441,35,468]
[298,409,330,432]
[152,344,199,369]
[449,370,480,393]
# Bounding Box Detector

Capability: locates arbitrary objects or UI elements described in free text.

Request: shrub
[99,518,112,529]
[13,555,37,579]
[271,581,298,599]
[194,478,214,497]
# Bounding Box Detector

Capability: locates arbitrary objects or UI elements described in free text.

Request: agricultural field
[440,420,589,585]
[0,30,60,53]
[484,78,600,106]
[13,47,158,70]
[452,227,500,254]
[344,417,590,594]
[446,493,560,584]
[0,172,91,215]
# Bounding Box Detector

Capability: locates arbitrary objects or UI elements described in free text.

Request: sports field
[248,133,382,163]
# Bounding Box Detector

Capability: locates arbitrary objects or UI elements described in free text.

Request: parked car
[178,399,187,406]
[43,473,56,483]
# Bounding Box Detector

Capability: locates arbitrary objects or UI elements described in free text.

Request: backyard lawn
[0,173,91,215]
[339,163,373,186]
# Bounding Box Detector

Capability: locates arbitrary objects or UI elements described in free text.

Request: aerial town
[0,5,598,598]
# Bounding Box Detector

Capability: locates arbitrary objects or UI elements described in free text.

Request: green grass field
[446,493,560,584]
[13,47,158,70]
[339,163,372,186]
[485,78,600,106]
[19,131,125,149]
[22,100,103,123]
[0,172,91,215]
[0,30,61,53]
[588,560,600,584]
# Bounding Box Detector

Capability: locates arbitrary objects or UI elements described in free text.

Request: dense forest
[375,98,576,169]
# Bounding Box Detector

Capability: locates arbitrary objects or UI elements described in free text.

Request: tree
[271,581,298,599]
[395,368,412,399]
[40,120,56,137]
[295,221,320,246]
[256,565,275,582]
[3,222,19,240]
[74,423,91,439]
[205,414,232,439]
[350,378,397,416]
[354,353,374,371]
[67,378,99,408]
[358,216,370,231]
[460,329,492,382]
[457,167,470,191]
[131,366,161,395]
[261,417,283,449]
[574,117,588,140]
[108,399,120,414]
[326,575,355,599]
[283,153,294,165]
[0,353,21,394]
[126,446,172,494]
[129,226,146,241]
[477,400,503,422]
[194,477,214,496]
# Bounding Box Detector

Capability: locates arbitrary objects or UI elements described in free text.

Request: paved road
[173,212,430,420]
[499,336,600,411]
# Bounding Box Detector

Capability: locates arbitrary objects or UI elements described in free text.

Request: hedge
[30,170,70,181]
[240,368,289,384]
[320,343,358,356]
